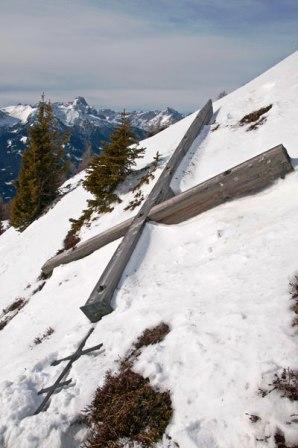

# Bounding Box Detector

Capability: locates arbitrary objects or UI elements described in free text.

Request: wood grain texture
[149,144,293,224]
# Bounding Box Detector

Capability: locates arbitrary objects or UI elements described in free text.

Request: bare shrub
[83,368,172,448]
[34,327,54,345]
[239,105,272,131]
[259,368,298,401]
[124,191,145,211]
[83,322,172,448]
[134,322,170,351]
[62,230,81,251]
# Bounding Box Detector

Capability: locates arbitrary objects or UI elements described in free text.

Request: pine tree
[10,95,68,230]
[83,111,144,213]
[68,111,144,239]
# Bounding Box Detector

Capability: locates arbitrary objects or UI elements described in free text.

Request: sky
[0,0,297,111]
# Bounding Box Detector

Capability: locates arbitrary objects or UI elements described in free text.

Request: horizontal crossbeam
[38,379,72,395]
[51,343,103,366]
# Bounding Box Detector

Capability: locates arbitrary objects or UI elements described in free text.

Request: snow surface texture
[173,51,298,192]
[0,52,297,447]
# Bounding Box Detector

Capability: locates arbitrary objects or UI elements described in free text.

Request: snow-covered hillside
[0,52,297,448]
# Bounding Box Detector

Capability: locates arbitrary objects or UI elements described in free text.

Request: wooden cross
[34,328,103,414]
[80,100,213,322]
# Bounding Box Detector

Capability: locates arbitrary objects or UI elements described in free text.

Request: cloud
[0,0,297,109]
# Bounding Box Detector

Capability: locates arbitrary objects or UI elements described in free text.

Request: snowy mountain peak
[73,96,88,108]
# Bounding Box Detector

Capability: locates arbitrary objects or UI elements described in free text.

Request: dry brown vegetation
[34,327,54,345]
[83,322,172,448]
[259,368,298,401]
[239,104,272,131]
[134,322,170,351]
[62,230,81,251]
[124,191,145,211]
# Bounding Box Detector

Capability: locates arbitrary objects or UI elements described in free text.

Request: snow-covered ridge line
[0,97,183,129]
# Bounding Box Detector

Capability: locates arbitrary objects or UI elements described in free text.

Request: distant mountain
[97,106,183,131]
[0,97,183,201]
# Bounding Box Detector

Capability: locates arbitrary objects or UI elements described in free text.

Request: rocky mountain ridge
[0,97,183,200]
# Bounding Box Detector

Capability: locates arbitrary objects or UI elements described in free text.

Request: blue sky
[0,0,297,110]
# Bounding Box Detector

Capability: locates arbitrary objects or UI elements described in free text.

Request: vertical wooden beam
[80,100,213,322]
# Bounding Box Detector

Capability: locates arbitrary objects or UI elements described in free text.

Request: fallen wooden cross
[80,99,213,322]
[42,144,294,277]
[34,327,103,414]
[41,107,293,324]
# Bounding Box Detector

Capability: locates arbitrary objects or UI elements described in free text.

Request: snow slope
[0,53,297,448]
[1,105,35,125]
[174,51,298,191]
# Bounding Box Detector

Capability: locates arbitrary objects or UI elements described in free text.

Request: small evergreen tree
[68,111,144,238]
[11,95,68,230]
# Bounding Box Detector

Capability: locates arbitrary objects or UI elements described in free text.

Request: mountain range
[0,97,183,201]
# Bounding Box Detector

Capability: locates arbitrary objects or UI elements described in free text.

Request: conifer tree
[83,111,144,212]
[68,111,144,238]
[11,95,68,230]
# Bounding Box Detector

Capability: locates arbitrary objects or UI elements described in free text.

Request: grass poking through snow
[33,327,54,345]
[83,322,173,448]
[239,104,272,131]
[259,368,298,401]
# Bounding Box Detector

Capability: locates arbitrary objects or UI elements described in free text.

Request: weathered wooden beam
[149,144,293,224]
[42,218,133,276]
[38,379,72,395]
[80,99,213,322]
[42,144,293,277]
[51,343,103,366]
